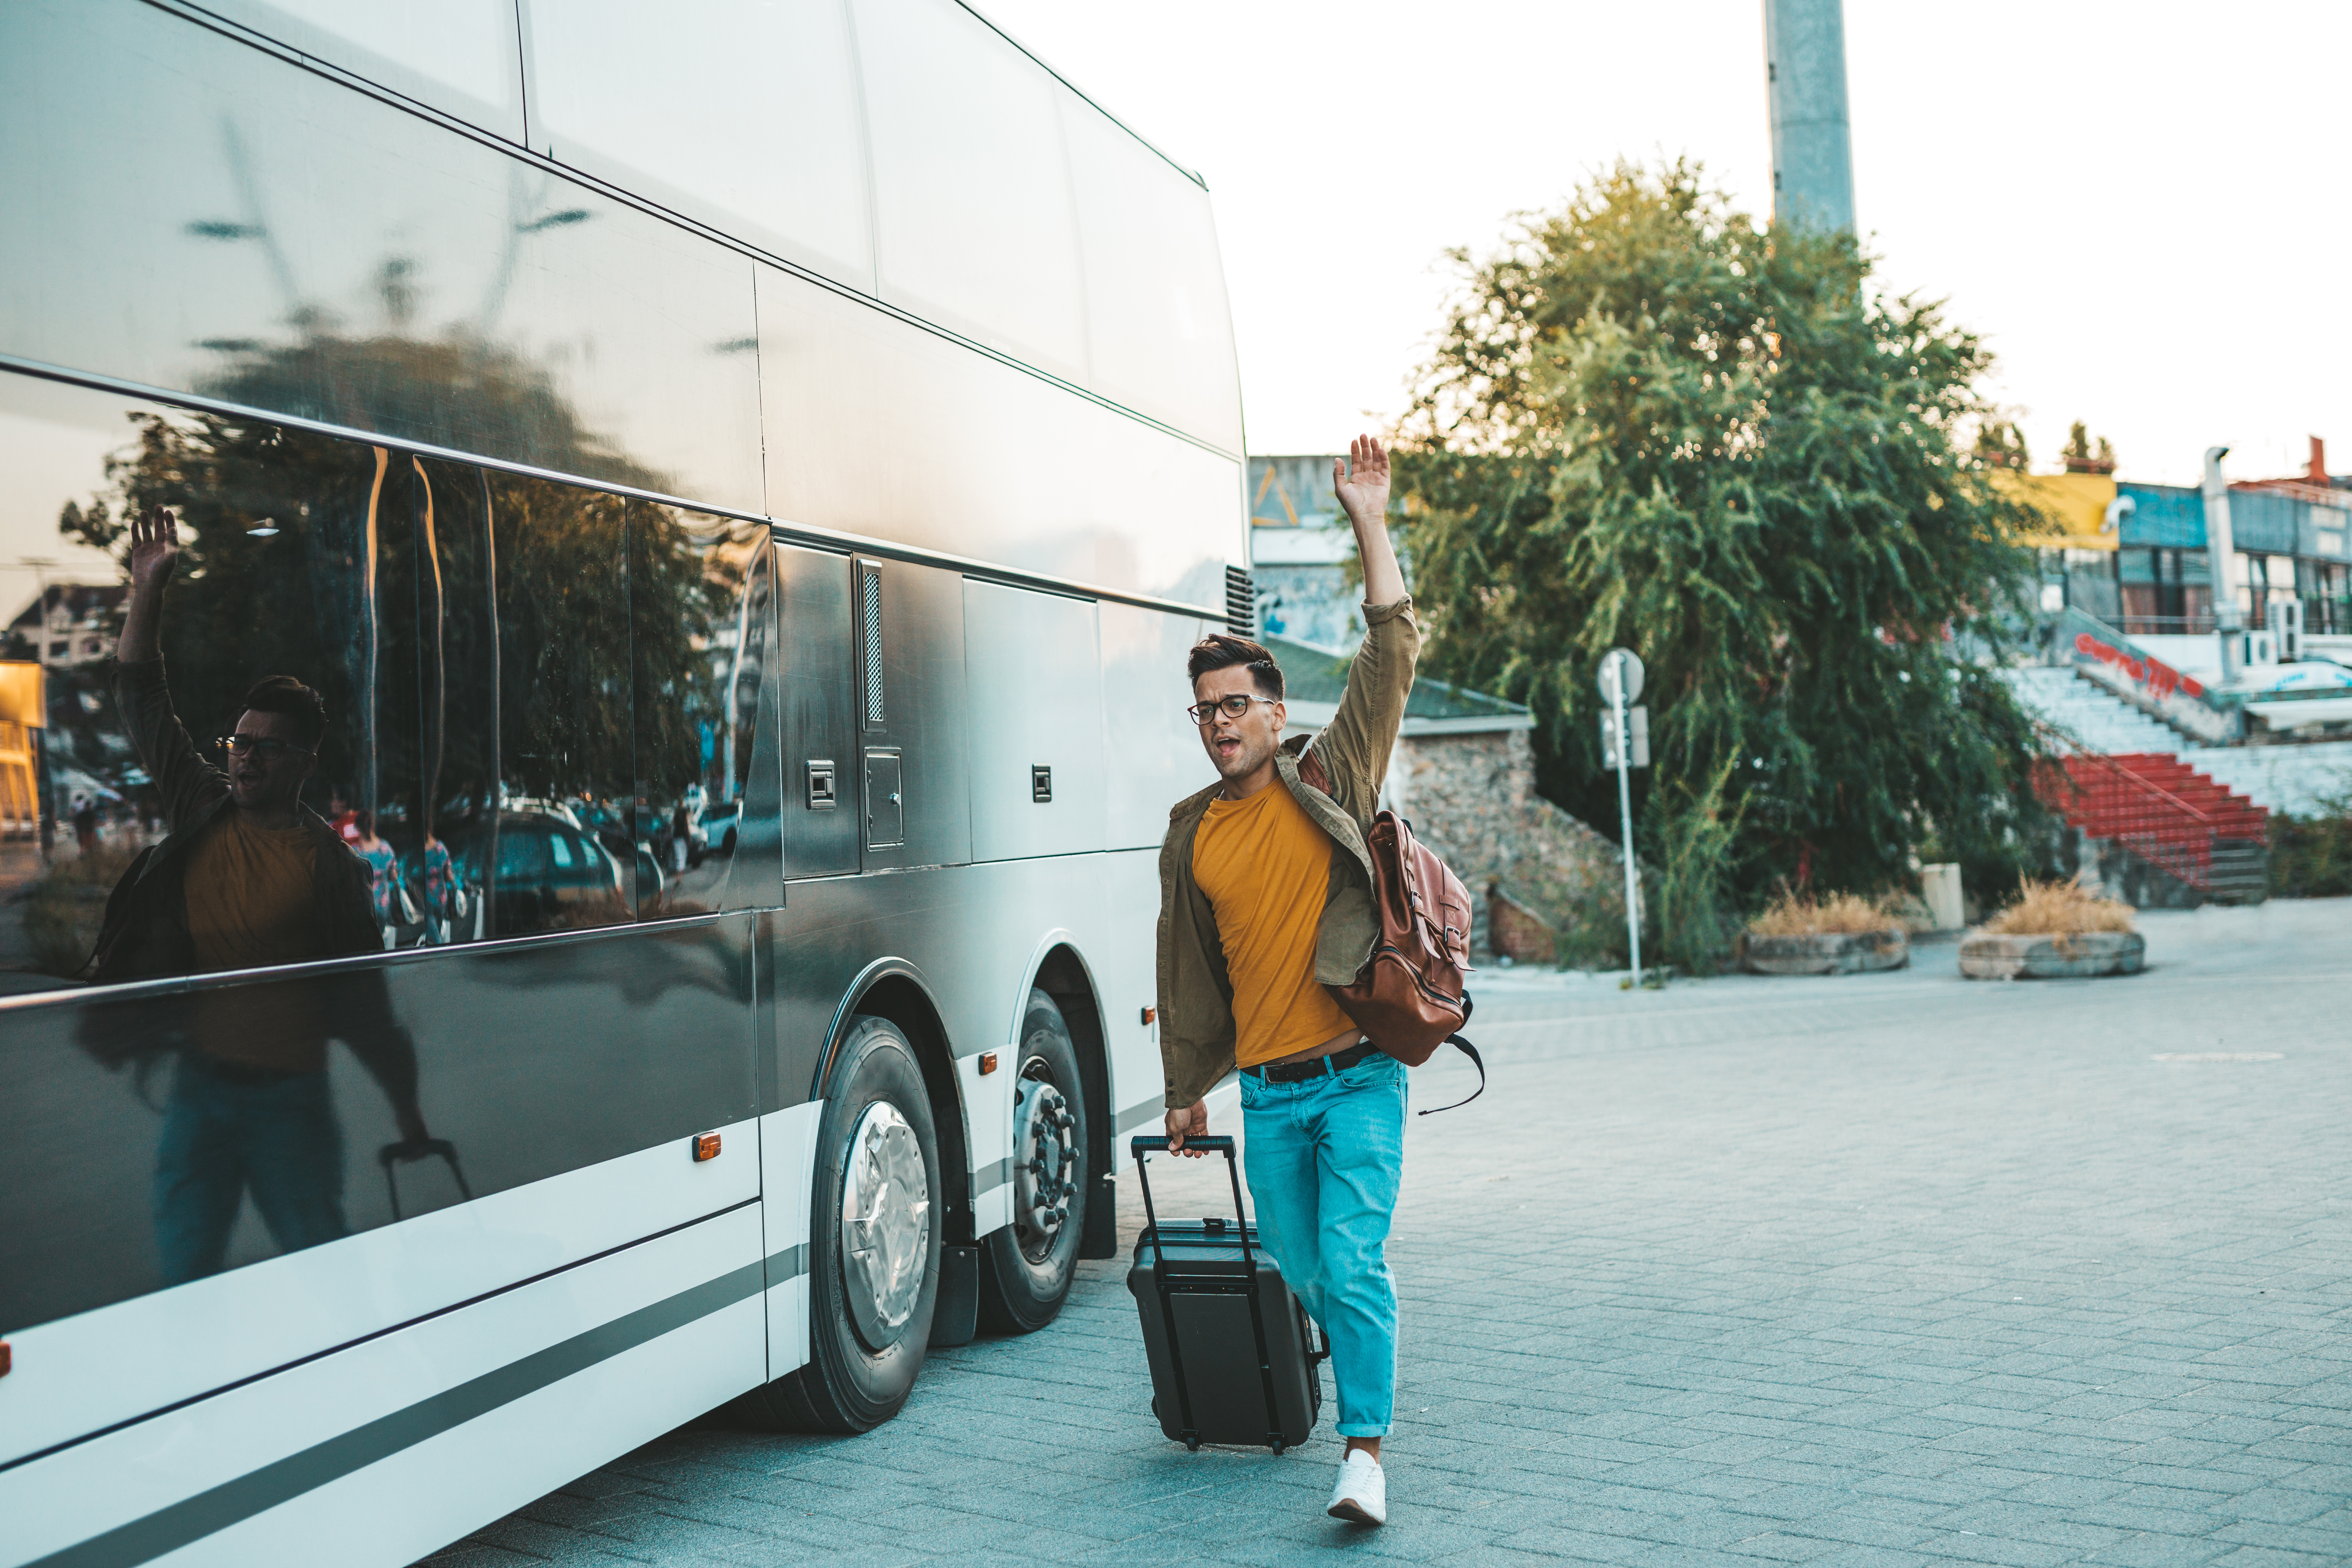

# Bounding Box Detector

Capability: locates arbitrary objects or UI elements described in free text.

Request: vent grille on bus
[1224,565,1256,637]
[860,564,884,726]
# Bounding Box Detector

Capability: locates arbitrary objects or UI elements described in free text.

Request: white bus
[0,2,1251,1562]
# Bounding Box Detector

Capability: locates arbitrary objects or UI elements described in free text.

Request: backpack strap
[1415,1037,1484,1116]
[1295,743,1331,796]
[1415,995,1482,1116]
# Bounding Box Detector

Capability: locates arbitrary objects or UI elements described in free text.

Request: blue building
[2110,470,2352,637]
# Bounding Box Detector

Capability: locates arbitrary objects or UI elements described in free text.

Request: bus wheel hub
[841,1101,929,1350]
[1013,1071,1079,1263]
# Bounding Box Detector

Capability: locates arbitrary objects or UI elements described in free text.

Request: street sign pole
[1600,649,1644,984]
[1611,673,1641,983]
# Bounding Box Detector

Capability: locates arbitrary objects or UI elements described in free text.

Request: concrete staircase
[2007,666,2352,818]
[2007,666,2275,905]
[2005,666,2187,753]
[2177,742,2352,819]
[2037,752,2270,904]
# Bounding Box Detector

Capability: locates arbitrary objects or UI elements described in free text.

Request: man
[97,503,428,1285]
[1158,434,1418,1526]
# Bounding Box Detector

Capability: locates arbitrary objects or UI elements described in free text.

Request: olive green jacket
[1155,596,1421,1107]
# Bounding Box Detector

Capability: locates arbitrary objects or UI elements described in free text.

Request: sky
[985,0,2352,487]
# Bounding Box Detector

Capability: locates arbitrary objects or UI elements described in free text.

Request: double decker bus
[0,2,1250,1562]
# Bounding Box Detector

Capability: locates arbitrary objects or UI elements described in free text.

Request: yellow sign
[1993,471,2119,552]
[0,661,45,727]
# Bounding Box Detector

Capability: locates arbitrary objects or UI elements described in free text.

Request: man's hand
[127,505,179,594]
[1165,1099,1208,1156]
[118,505,180,664]
[1332,434,1390,530]
[1334,435,1407,605]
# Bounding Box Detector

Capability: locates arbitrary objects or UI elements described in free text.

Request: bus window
[486,474,636,934]
[1061,90,1244,454]
[0,378,459,986]
[526,0,871,289]
[855,0,1088,380]
[190,0,526,141]
[630,500,768,918]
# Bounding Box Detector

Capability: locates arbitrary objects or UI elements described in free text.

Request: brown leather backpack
[1299,750,1484,1112]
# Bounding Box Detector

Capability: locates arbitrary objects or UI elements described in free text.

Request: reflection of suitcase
[1127,1135,1323,1452]
[379,1139,476,1221]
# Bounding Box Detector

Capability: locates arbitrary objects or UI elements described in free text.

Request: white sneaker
[1326,1449,1386,1525]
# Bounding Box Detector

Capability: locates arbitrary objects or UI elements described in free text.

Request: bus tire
[977,989,1088,1334]
[746,1014,941,1433]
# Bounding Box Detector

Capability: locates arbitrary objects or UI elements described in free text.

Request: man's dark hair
[1186,634,1283,700]
[238,675,327,750]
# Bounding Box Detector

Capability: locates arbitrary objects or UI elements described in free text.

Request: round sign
[1597,648,1644,705]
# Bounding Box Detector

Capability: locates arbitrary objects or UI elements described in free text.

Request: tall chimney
[1764,0,1857,233]
[2309,436,2329,486]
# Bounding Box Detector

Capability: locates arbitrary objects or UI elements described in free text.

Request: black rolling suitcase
[1127,1135,1324,1452]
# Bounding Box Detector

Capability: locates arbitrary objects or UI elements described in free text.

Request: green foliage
[1396,160,2049,939]
[2268,787,2352,898]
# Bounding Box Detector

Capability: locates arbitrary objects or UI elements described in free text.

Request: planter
[1740,928,1909,976]
[1959,930,2144,980]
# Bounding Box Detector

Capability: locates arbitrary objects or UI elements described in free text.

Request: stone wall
[1387,725,1630,966]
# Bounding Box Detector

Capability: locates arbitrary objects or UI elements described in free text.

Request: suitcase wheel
[1185,1437,1199,1452]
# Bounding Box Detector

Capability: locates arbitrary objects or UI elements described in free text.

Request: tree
[1396,161,2049,967]
[2060,420,2117,475]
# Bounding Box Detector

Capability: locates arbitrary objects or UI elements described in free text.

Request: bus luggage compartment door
[864,749,904,848]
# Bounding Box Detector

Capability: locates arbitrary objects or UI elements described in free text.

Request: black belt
[1244,1040,1377,1084]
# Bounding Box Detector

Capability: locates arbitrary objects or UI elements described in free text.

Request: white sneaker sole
[1327,1496,1383,1526]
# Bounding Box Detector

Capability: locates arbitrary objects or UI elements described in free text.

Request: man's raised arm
[1305,436,1419,816]
[112,504,223,832]
[1337,434,1406,607]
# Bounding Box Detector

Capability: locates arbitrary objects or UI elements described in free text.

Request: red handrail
[2033,721,2223,828]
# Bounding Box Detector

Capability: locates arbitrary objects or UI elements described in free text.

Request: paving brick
[418,903,2352,1566]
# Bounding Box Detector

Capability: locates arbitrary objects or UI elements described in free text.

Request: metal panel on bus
[853,557,971,873]
[963,579,1105,861]
[1102,603,1215,849]
[755,263,1244,609]
[0,919,755,1462]
[774,542,861,879]
[0,0,764,512]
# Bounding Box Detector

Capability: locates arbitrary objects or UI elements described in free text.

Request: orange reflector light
[692,1132,721,1162]
[1141,1006,1156,1026]
[0,1340,10,1377]
[978,1051,999,1074]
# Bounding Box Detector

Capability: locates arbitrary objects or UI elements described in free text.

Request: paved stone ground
[420,898,2352,1566]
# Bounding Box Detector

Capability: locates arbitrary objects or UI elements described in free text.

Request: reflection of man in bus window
[100,504,431,1286]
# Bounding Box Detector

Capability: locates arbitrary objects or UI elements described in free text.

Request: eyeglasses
[1185,693,1280,726]
[217,733,314,762]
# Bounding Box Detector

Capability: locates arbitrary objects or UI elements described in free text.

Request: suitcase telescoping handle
[379,1138,475,1222]
[1130,1133,1291,1452]
[1129,1135,1254,1274]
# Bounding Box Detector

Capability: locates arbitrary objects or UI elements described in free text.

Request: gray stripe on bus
[1116,1098,1164,1134]
[29,1262,766,1568]
[972,1157,1013,1194]
[764,1244,807,1282]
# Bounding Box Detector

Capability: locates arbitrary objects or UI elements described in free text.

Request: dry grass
[1981,879,2136,937]
[1746,890,1901,938]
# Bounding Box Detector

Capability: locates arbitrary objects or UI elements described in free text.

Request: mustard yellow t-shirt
[183,810,328,1071]
[1192,782,1358,1069]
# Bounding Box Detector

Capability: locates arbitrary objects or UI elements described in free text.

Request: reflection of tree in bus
[54,331,752,935]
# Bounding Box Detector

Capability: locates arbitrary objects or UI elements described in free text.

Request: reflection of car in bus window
[475,811,629,933]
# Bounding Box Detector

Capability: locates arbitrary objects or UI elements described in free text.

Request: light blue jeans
[1239,1049,1407,1437]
